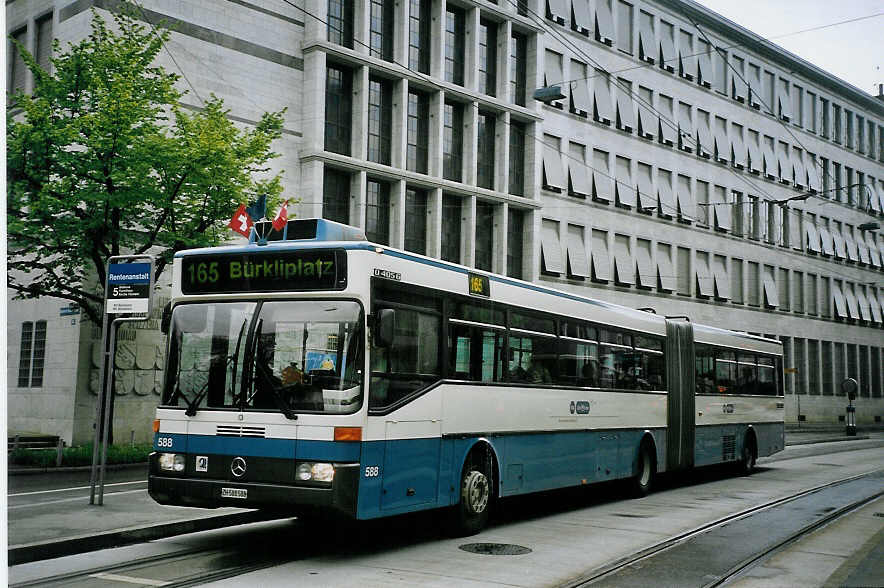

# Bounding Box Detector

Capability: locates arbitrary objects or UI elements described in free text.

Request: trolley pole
[89,255,155,505]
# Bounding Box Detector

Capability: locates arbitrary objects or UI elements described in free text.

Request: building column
[391,179,407,249]
[462,194,477,268]
[350,170,367,228]
[392,79,408,170]
[427,187,443,258]
[352,65,370,161]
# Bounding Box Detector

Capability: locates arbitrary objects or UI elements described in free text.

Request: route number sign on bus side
[106,261,153,314]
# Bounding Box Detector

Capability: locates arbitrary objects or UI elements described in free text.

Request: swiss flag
[272,199,289,231]
[228,203,253,237]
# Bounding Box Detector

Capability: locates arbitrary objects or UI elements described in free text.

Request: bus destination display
[181,249,345,294]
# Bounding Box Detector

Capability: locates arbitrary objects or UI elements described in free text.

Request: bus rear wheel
[450,459,492,536]
[629,442,655,498]
[738,436,756,476]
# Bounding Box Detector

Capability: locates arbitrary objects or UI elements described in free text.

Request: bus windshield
[162,300,364,415]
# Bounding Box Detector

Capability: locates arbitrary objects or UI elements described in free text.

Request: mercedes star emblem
[230,456,247,477]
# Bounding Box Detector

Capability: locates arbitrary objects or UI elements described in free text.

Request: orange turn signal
[334,427,362,442]
[153,419,160,433]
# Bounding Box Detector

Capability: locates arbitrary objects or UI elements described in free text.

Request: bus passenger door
[665,318,695,472]
[380,419,441,511]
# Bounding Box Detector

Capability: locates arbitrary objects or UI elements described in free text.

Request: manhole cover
[459,543,532,556]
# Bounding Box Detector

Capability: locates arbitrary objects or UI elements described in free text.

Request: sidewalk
[7,429,884,566]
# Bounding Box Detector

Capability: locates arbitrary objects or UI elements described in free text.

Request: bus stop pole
[97,319,121,506]
[89,285,112,505]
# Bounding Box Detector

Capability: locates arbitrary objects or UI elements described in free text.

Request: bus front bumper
[148,463,359,517]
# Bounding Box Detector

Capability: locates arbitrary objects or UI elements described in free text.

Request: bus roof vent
[252,218,367,243]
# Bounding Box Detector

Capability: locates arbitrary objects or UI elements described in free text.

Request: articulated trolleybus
[149,219,784,535]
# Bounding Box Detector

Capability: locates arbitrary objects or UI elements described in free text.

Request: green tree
[7,8,285,325]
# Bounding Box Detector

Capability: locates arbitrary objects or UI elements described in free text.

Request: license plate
[221,487,247,499]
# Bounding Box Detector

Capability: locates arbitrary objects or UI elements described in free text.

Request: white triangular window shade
[856,287,871,321]
[679,46,697,80]
[732,65,748,102]
[678,106,693,153]
[613,235,633,285]
[805,152,821,192]
[832,283,847,318]
[542,142,566,192]
[832,230,846,259]
[844,285,858,319]
[547,0,568,26]
[595,0,614,46]
[731,126,747,169]
[776,144,791,184]
[637,164,655,211]
[867,233,881,267]
[747,133,762,174]
[635,240,654,288]
[748,66,763,109]
[695,252,713,297]
[878,181,884,212]
[676,175,694,222]
[544,51,565,103]
[637,101,656,140]
[844,231,858,262]
[696,116,713,158]
[762,269,778,308]
[591,230,611,281]
[868,289,882,323]
[712,255,729,300]
[566,225,590,277]
[713,188,731,231]
[638,19,655,64]
[778,87,792,122]
[697,47,713,88]
[879,291,884,319]
[570,79,591,117]
[761,139,777,180]
[713,120,729,164]
[571,0,591,35]
[657,246,676,292]
[818,226,834,256]
[657,172,675,219]
[615,164,636,208]
[805,222,820,253]
[592,158,614,203]
[867,181,881,213]
[659,29,676,72]
[540,220,564,274]
[593,78,613,125]
[568,148,591,197]
[616,89,635,132]
[857,235,870,264]
[791,150,806,189]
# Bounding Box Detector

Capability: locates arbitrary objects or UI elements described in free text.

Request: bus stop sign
[106,261,153,314]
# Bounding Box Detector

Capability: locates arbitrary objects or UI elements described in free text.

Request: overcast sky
[695,0,883,96]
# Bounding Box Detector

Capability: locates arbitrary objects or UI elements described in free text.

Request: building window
[820,98,829,138]
[325,65,352,155]
[509,121,526,196]
[323,168,350,224]
[9,27,28,99]
[367,78,392,165]
[366,180,390,245]
[18,321,46,388]
[833,104,842,143]
[404,188,428,254]
[510,31,527,106]
[477,111,496,189]
[445,7,466,86]
[845,109,854,149]
[35,14,53,73]
[806,91,817,133]
[478,20,497,97]
[369,0,394,61]
[408,0,431,73]
[616,1,633,55]
[441,194,461,262]
[328,0,354,48]
[475,201,494,271]
[443,101,464,182]
[507,208,524,279]
[406,90,429,173]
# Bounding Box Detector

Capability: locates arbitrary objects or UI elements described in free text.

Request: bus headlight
[295,462,335,483]
[158,453,185,472]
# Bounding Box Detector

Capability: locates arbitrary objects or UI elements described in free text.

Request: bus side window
[758,356,776,395]
[370,308,441,408]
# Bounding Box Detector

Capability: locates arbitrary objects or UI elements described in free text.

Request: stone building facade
[7,0,883,444]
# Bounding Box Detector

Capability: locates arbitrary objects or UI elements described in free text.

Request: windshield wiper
[228,318,248,404]
[184,379,210,417]
[253,363,297,420]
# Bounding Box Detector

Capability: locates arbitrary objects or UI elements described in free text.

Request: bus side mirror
[375,309,395,348]
[160,302,172,335]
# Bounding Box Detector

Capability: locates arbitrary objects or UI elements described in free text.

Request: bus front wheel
[450,458,492,536]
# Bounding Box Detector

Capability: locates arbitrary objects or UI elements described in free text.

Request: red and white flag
[228,203,253,237]
[272,199,289,231]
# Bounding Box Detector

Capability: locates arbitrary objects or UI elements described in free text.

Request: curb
[7,462,148,476]
[786,435,870,447]
[8,510,281,566]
